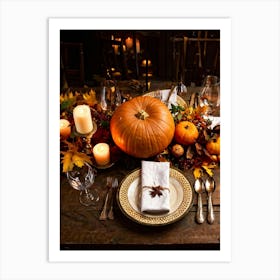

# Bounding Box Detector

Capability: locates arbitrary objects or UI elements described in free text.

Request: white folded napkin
[176,83,187,93]
[159,89,177,108]
[140,161,170,214]
[203,115,220,130]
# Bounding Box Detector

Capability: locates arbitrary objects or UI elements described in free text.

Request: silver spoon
[205,177,216,224]
[194,178,205,224]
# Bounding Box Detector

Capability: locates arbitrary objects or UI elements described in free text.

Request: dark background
[60,30,220,89]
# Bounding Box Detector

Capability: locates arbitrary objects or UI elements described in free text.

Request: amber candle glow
[60,119,71,138]
[73,105,93,134]
[92,143,110,166]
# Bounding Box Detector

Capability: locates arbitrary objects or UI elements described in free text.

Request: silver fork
[99,176,113,221]
[108,178,118,220]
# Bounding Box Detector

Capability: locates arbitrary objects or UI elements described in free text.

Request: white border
[49,18,231,262]
[1,1,279,279]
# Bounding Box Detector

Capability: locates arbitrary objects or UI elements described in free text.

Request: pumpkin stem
[135,109,149,120]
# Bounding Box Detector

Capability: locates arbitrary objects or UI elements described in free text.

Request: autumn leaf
[194,105,209,116]
[182,105,209,123]
[60,141,92,172]
[187,106,194,116]
[195,143,203,155]
[61,151,74,172]
[193,167,203,179]
[60,100,74,111]
[60,91,78,111]
[71,154,84,168]
[60,91,77,104]
[170,104,185,114]
[149,186,164,198]
[202,165,214,177]
[73,152,92,166]
[62,140,78,151]
[83,89,97,107]
[186,146,194,159]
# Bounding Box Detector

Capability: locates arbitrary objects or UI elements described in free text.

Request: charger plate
[117,167,194,226]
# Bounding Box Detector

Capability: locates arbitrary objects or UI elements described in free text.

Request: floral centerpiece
[60,88,220,179]
[159,103,220,179]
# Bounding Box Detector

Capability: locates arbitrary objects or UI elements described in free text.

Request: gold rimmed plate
[117,167,194,226]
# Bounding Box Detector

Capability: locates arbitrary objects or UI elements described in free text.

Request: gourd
[171,144,184,158]
[206,136,220,155]
[174,121,199,145]
[110,96,175,158]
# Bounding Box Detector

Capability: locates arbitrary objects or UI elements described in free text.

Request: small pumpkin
[171,144,184,158]
[206,136,220,155]
[174,121,199,145]
[110,96,175,158]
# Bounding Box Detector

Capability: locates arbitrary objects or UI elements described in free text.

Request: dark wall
[60,30,220,87]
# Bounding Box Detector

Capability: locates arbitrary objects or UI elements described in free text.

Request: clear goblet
[199,75,220,116]
[66,162,99,206]
[100,80,116,113]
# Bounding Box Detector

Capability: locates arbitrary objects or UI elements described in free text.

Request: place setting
[117,160,194,226]
[59,29,221,250]
[60,81,220,228]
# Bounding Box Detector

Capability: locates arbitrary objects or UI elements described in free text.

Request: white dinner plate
[117,167,194,226]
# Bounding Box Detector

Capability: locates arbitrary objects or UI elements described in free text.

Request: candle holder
[92,142,114,169]
[93,161,115,170]
[74,121,97,155]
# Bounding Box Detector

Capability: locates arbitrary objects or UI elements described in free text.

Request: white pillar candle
[92,143,110,166]
[73,105,93,134]
[60,119,71,138]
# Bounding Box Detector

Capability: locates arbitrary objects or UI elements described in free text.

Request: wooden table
[60,84,220,250]
[60,158,220,250]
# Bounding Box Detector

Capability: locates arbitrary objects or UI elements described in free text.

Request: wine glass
[100,80,116,113]
[154,90,162,100]
[199,75,220,116]
[66,162,99,206]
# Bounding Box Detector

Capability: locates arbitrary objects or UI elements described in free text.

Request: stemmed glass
[66,162,99,206]
[100,80,116,113]
[199,75,220,116]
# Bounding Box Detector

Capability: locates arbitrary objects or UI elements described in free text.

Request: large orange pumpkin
[110,96,175,158]
[174,121,199,145]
